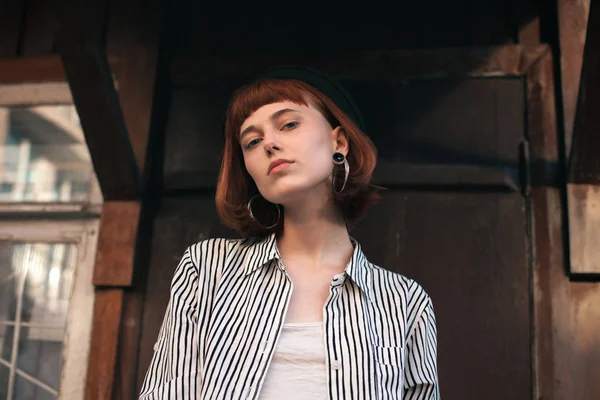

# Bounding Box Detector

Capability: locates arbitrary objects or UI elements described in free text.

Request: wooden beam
[525,49,568,400]
[51,0,140,201]
[558,0,590,153]
[568,184,600,274]
[569,1,600,184]
[0,54,120,84]
[565,1,600,276]
[92,0,164,397]
[171,45,549,84]
[0,55,73,83]
[93,201,141,286]
[85,289,124,400]
[525,46,561,189]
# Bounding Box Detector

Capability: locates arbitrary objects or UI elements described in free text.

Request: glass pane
[0,105,101,203]
[21,243,77,327]
[0,241,78,396]
[16,326,62,390]
[13,374,56,400]
[0,242,21,323]
[0,323,14,361]
[0,364,9,399]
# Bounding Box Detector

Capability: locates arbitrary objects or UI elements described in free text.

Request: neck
[275,195,353,274]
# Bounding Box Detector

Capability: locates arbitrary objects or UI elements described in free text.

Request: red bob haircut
[215,78,382,238]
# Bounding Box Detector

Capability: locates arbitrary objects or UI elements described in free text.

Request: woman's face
[239,100,347,205]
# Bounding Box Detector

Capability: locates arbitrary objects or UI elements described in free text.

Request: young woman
[139,66,439,399]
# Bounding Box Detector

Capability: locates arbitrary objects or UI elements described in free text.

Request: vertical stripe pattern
[139,234,439,399]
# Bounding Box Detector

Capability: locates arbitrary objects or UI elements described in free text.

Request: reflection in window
[0,241,77,399]
[0,105,100,203]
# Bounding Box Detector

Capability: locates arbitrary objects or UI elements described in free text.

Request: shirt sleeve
[403,296,440,399]
[139,247,201,399]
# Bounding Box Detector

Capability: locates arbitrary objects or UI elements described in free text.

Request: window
[0,82,102,207]
[0,81,101,399]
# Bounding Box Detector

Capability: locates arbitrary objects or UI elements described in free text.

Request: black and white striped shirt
[139,233,439,399]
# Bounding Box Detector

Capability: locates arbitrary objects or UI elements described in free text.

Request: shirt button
[261,340,269,354]
[331,360,340,370]
[153,342,158,351]
[241,386,252,399]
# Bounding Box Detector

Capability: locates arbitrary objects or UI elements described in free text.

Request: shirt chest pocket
[375,345,404,367]
[375,345,405,398]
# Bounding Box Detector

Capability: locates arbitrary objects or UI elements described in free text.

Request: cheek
[243,155,263,182]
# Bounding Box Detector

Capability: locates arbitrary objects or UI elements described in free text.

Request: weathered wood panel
[0,56,66,83]
[569,281,600,398]
[93,201,141,286]
[558,0,590,153]
[527,48,600,400]
[526,48,566,400]
[355,191,530,399]
[0,55,120,84]
[84,289,124,400]
[568,184,600,274]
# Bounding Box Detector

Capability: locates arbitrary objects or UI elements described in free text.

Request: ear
[331,126,349,155]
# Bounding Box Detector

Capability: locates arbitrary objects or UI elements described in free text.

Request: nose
[263,133,282,155]
[264,141,280,154]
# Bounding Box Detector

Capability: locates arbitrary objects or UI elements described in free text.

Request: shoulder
[185,237,246,266]
[369,263,431,302]
[367,262,433,324]
[185,236,269,273]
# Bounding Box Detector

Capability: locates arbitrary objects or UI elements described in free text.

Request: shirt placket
[245,258,294,400]
[323,272,347,400]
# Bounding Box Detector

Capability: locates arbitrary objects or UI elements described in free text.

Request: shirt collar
[241,232,373,300]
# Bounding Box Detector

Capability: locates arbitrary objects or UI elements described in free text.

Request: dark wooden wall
[1,0,599,399]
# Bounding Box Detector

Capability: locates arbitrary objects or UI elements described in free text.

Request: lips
[267,159,294,175]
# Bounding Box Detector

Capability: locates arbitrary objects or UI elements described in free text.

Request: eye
[282,121,299,130]
[245,138,261,150]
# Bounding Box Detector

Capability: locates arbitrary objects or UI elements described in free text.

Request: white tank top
[259,322,327,399]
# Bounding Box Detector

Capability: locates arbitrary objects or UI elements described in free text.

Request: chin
[261,178,327,205]
[263,189,301,205]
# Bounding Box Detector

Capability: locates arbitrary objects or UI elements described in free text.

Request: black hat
[252,66,366,132]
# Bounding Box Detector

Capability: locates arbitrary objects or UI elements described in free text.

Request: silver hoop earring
[247,194,281,229]
[332,152,349,193]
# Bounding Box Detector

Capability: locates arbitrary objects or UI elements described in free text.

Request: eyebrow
[240,108,301,141]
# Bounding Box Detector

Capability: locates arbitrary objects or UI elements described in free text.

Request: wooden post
[567,1,600,276]
[50,0,162,398]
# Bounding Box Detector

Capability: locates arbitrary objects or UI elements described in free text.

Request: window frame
[0,218,99,400]
[0,58,102,399]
